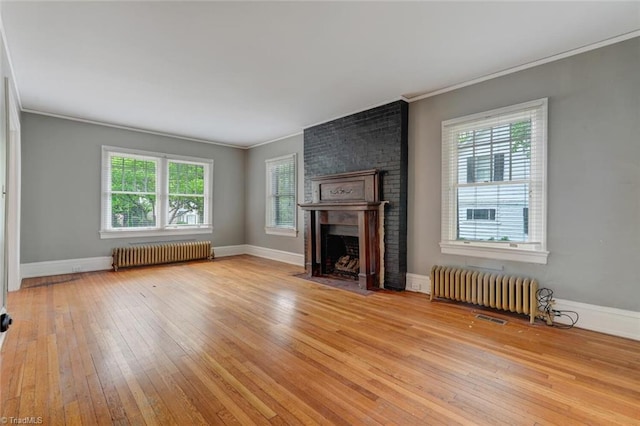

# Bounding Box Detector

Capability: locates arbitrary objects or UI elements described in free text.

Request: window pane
[168,195,205,225]
[474,155,491,182]
[111,194,156,228]
[458,184,529,242]
[111,156,156,192]
[169,162,205,195]
[272,163,295,196]
[275,195,295,227]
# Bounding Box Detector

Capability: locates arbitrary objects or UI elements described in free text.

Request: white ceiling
[2,1,639,147]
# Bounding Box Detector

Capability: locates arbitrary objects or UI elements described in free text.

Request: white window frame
[440,99,549,264]
[100,146,213,239]
[265,153,297,237]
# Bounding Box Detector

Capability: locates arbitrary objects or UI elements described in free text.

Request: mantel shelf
[298,202,381,211]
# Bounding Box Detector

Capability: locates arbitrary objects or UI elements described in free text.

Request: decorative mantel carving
[299,170,381,290]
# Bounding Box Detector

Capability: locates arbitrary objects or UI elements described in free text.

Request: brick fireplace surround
[303,100,408,290]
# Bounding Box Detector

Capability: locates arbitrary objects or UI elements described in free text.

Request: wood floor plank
[2,255,639,425]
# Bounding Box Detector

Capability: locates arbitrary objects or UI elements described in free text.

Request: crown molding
[406,30,640,103]
[21,109,243,149]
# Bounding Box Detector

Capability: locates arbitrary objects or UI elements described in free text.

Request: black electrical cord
[536,287,579,329]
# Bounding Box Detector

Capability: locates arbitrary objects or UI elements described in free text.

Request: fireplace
[324,232,360,279]
[299,169,381,290]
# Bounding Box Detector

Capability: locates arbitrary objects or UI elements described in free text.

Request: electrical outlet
[411,281,421,291]
[72,265,82,273]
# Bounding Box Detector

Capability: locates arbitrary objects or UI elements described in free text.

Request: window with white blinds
[440,98,549,264]
[100,146,213,239]
[265,153,297,237]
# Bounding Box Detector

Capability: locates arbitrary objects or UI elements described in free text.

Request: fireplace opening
[323,228,359,280]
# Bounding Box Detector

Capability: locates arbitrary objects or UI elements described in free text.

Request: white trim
[22,109,240,149]
[406,30,640,103]
[553,299,640,342]
[265,227,298,237]
[248,131,303,149]
[213,244,248,258]
[0,15,23,109]
[18,245,304,279]
[20,256,113,279]
[5,78,21,292]
[245,245,304,267]
[405,272,639,341]
[100,227,213,239]
[440,243,549,265]
[406,273,431,294]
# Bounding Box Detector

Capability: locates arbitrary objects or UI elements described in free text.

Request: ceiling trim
[248,131,304,149]
[406,30,640,103]
[21,108,243,149]
[0,12,23,110]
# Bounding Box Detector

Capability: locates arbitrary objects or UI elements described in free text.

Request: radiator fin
[430,265,539,324]
[112,241,212,271]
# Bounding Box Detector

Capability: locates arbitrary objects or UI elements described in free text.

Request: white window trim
[440,98,549,264]
[100,146,213,239]
[265,153,297,237]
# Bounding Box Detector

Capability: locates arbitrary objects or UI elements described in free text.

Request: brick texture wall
[303,100,408,290]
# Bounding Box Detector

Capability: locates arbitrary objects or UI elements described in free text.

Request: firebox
[323,230,360,279]
[299,169,382,290]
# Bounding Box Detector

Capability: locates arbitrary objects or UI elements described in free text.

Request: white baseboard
[213,244,248,258]
[404,272,639,341]
[406,273,431,294]
[21,256,113,280]
[245,245,304,266]
[553,299,639,341]
[18,244,304,284]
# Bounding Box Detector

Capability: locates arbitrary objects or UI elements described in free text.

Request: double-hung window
[265,153,297,237]
[441,98,548,264]
[101,146,213,238]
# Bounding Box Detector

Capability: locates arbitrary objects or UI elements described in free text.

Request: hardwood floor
[1,255,639,425]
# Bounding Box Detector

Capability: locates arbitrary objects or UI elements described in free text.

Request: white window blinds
[101,146,213,239]
[265,153,297,236]
[441,98,548,264]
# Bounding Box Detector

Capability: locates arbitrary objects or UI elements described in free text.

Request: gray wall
[245,133,304,254]
[408,37,640,311]
[21,113,245,263]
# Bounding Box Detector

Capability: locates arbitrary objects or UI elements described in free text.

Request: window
[441,99,548,264]
[101,146,213,238]
[265,153,297,236]
[466,209,496,221]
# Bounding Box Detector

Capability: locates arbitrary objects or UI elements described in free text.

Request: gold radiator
[112,241,212,271]
[430,265,539,323]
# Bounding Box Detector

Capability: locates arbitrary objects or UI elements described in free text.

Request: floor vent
[475,314,507,325]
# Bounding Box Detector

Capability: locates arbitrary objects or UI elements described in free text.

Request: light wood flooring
[1,255,639,425]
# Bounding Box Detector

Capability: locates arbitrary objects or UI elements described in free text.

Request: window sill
[265,227,298,237]
[100,227,213,239]
[440,241,548,264]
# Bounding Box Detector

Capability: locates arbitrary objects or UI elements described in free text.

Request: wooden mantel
[299,170,381,290]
